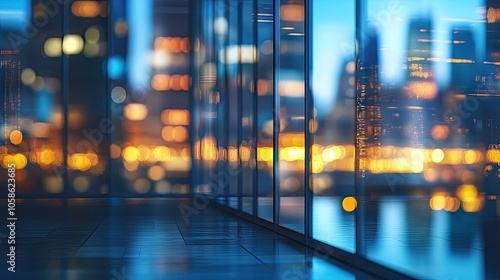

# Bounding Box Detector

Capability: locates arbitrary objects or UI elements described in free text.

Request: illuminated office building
[0,1,499,279]
[444,27,480,147]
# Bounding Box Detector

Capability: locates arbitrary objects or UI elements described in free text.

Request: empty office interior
[0,0,499,279]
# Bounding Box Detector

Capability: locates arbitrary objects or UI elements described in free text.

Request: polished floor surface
[0,198,378,280]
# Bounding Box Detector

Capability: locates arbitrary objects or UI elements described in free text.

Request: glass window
[256,0,275,221]
[358,0,500,278]
[226,0,240,209]
[277,0,305,233]
[311,0,356,253]
[240,0,257,214]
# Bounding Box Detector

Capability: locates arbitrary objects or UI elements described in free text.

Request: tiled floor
[0,198,377,280]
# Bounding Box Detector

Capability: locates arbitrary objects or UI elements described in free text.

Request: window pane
[278,0,305,233]
[358,0,500,278]
[311,0,356,253]
[241,0,256,215]
[256,0,274,221]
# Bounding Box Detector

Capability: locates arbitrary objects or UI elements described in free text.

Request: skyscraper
[1,50,21,149]
[449,27,477,93]
[406,18,437,101]
[404,18,441,147]
[358,30,381,148]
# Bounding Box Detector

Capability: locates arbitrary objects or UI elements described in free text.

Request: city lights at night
[0,0,499,279]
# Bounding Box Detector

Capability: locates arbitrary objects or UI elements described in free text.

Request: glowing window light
[137,145,151,161]
[133,178,151,194]
[444,197,460,212]
[86,153,99,166]
[179,75,191,91]
[111,86,126,103]
[44,38,62,57]
[464,150,477,164]
[430,194,447,210]
[456,184,478,202]
[62,35,84,55]
[153,146,171,161]
[279,81,305,97]
[110,144,121,159]
[431,149,445,163]
[155,181,171,194]
[161,109,190,125]
[10,154,28,169]
[431,125,449,140]
[486,149,500,163]
[39,149,56,166]
[71,1,101,17]
[68,153,91,171]
[85,26,100,43]
[162,126,174,142]
[44,176,63,193]
[152,75,190,91]
[214,17,228,35]
[114,20,128,37]
[9,130,23,145]
[407,81,438,100]
[147,166,165,181]
[154,37,190,53]
[487,7,500,23]
[280,4,304,21]
[21,68,36,86]
[219,45,257,64]
[124,103,148,121]
[73,176,90,193]
[169,75,181,91]
[180,38,190,53]
[122,146,139,162]
[257,80,270,96]
[342,197,357,212]
[124,161,139,172]
[173,126,188,142]
[151,74,170,91]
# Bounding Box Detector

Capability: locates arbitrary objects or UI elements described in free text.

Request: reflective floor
[259,196,500,279]
[0,198,377,280]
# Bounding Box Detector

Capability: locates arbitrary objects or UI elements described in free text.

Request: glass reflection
[311,0,356,253]
[1,2,67,195]
[278,0,305,233]
[358,0,500,278]
[256,0,274,221]
[240,0,256,214]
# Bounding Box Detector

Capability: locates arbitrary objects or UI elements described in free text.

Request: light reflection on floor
[259,196,489,279]
[1,198,376,280]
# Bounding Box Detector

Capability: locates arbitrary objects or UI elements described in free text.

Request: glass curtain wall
[0,0,192,197]
[0,0,109,196]
[357,0,500,279]
[193,0,500,279]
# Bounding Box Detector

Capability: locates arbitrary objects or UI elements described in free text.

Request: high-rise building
[486,0,500,91]
[449,27,477,93]
[406,18,437,101]
[444,27,479,147]
[357,31,381,148]
[404,18,441,147]
[0,50,21,149]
